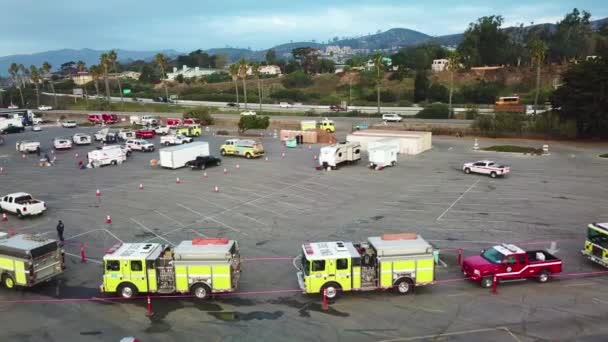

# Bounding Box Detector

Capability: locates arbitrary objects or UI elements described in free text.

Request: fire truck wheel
[245,153,252,159]
[464,168,471,174]
[118,283,138,299]
[220,149,227,156]
[538,270,550,283]
[2,274,15,289]
[481,276,493,288]
[490,171,497,178]
[192,283,211,299]
[395,278,413,295]
[322,283,341,300]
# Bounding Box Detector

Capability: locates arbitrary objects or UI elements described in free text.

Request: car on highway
[61,120,78,128]
[161,134,193,146]
[7,104,18,109]
[279,102,292,108]
[135,129,156,139]
[330,105,346,112]
[53,137,72,150]
[462,160,510,178]
[37,105,52,111]
[226,102,239,108]
[125,139,155,152]
[462,243,563,288]
[153,97,168,103]
[185,155,222,170]
[31,125,42,132]
[382,113,402,122]
[240,110,256,116]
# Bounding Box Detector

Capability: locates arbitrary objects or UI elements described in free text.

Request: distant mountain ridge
[1,17,606,75]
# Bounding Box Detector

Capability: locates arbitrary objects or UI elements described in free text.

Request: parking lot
[1,124,608,341]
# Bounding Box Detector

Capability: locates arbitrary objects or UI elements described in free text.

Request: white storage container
[159,141,210,169]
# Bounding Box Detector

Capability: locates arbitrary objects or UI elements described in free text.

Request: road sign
[73,88,83,96]
[123,89,132,95]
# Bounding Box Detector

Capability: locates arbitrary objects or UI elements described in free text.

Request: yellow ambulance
[101,238,241,299]
[175,125,202,137]
[297,234,435,299]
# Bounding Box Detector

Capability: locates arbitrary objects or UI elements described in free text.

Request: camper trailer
[318,142,361,170]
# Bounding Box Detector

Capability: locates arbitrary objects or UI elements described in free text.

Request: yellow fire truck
[297,234,436,299]
[101,238,241,299]
[582,222,608,267]
[0,233,65,289]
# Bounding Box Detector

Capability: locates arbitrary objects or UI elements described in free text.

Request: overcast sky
[1,0,607,56]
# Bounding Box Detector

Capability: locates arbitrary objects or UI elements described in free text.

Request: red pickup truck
[135,129,156,139]
[462,244,562,288]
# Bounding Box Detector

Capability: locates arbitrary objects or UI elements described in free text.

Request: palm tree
[238,58,249,109]
[89,65,102,97]
[529,38,547,116]
[108,50,124,104]
[29,65,41,107]
[446,51,461,117]
[251,63,262,113]
[76,60,89,105]
[372,54,384,115]
[229,63,240,105]
[100,53,111,100]
[8,63,24,107]
[41,62,58,108]
[18,64,27,88]
[154,53,170,102]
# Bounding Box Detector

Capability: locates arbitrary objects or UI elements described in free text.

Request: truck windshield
[481,247,505,264]
[301,255,310,276]
[588,228,608,248]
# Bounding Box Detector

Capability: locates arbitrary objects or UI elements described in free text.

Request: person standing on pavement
[56,220,65,242]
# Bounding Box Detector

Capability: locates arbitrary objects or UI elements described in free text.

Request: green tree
[238,115,270,133]
[251,63,263,114]
[317,59,336,73]
[108,50,124,104]
[100,53,111,100]
[265,49,277,65]
[416,103,450,119]
[76,60,89,104]
[154,53,170,102]
[238,58,249,109]
[229,63,240,105]
[550,8,593,63]
[138,65,159,84]
[29,65,41,107]
[551,58,608,138]
[458,15,511,67]
[8,63,24,107]
[292,47,318,73]
[528,38,548,115]
[214,54,228,69]
[175,74,185,83]
[281,70,313,88]
[89,64,102,97]
[428,83,449,103]
[414,70,429,103]
[372,53,384,114]
[183,107,214,125]
[446,51,461,114]
[41,62,57,108]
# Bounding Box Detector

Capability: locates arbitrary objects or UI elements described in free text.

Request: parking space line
[65,252,102,264]
[193,197,270,227]
[103,229,124,243]
[436,179,480,221]
[66,229,104,241]
[154,210,185,227]
[189,229,209,238]
[176,203,245,235]
[129,218,174,244]
[377,327,520,342]
[218,193,288,217]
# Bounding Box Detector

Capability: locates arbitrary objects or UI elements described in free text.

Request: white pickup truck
[152,125,170,136]
[463,160,511,178]
[16,141,40,153]
[0,192,47,218]
[161,134,193,146]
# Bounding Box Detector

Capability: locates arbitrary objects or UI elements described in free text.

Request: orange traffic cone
[265,157,269,161]
[235,164,240,170]
[96,189,101,197]
[75,153,79,158]
[213,185,220,193]
[2,213,7,222]
[223,168,228,175]
[202,172,208,179]
[176,177,181,184]
[0,167,4,173]
[138,183,144,190]
[106,215,112,224]
[281,152,285,158]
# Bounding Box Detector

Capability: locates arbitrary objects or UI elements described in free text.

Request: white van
[319,142,361,170]
[88,148,127,168]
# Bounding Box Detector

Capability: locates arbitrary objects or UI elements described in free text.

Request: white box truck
[368,139,399,169]
[159,141,210,169]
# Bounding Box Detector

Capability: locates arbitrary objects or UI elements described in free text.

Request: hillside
[334,28,431,50]
[0,48,180,76]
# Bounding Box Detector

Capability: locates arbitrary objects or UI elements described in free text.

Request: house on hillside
[166,65,220,80]
[245,65,282,76]
[432,59,448,72]
[365,57,392,70]
[72,72,93,86]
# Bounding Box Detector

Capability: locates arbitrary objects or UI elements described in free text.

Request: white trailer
[368,139,400,169]
[159,141,210,169]
[319,142,361,170]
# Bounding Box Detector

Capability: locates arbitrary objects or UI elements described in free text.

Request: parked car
[330,105,346,112]
[240,111,256,116]
[382,113,402,122]
[31,125,42,132]
[151,125,170,135]
[38,105,52,111]
[226,102,239,108]
[161,134,193,146]
[53,137,72,150]
[185,155,222,170]
[125,139,155,152]
[462,160,510,178]
[279,102,292,108]
[62,120,78,128]
[72,133,92,145]
[0,192,46,218]
[135,129,156,139]
[1,125,25,134]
